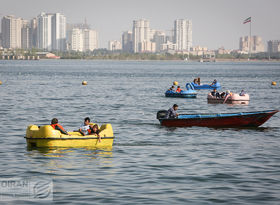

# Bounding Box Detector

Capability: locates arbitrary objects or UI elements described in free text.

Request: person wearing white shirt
[79,117,91,136]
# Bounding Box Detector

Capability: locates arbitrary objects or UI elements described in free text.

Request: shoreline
[1,58,280,62]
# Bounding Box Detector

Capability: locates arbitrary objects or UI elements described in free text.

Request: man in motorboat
[167,104,179,118]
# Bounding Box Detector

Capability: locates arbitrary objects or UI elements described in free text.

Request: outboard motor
[157,110,168,119]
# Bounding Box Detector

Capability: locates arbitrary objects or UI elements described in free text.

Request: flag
[243,17,251,24]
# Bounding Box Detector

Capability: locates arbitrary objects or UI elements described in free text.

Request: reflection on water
[26,147,114,171]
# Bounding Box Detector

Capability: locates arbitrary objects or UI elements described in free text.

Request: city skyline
[0,0,280,49]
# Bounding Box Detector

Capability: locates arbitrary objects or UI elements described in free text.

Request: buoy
[0,81,2,85]
[271,81,277,86]
[173,81,178,86]
[82,81,87,85]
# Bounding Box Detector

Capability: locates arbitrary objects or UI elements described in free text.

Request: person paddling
[51,118,69,135]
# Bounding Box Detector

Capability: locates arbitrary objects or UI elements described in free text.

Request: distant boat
[165,83,197,98]
[156,110,278,128]
[207,92,250,104]
[190,81,221,90]
[165,90,197,98]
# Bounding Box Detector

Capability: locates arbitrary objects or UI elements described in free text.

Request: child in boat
[176,86,182,93]
[89,124,101,142]
[51,118,69,135]
[168,85,175,91]
[79,117,91,136]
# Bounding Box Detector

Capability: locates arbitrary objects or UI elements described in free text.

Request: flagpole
[249,19,251,60]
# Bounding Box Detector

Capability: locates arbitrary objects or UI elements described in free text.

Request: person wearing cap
[167,104,179,119]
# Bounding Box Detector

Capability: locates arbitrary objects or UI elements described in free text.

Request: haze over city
[1,0,280,49]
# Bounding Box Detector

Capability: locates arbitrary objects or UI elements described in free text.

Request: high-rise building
[30,18,37,48]
[1,15,22,49]
[138,40,156,53]
[0,33,2,48]
[51,13,66,51]
[83,29,98,51]
[108,40,122,51]
[69,28,84,51]
[132,19,150,53]
[267,40,280,53]
[67,27,98,52]
[239,36,265,53]
[21,19,30,49]
[37,12,53,51]
[122,31,133,53]
[174,19,192,51]
[153,31,166,52]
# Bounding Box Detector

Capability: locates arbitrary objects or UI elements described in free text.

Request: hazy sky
[1,0,280,49]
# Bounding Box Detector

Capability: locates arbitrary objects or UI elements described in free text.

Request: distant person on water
[51,118,69,135]
[168,85,175,91]
[211,89,220,98]
[79,117,91,136]
[220,91,226,98]
[176,86,182,93]
[239,89,246,96]
[210,79,217,86]
[167,104,179,118]
[89,124,101,142]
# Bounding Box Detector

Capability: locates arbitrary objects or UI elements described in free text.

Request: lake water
[0,60,279,204]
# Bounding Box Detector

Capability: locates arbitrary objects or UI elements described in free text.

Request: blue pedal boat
[190,81,221,90]
[165,83,197,98]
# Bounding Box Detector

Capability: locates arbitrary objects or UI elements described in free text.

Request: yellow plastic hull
[25,124,114,148]
[25,137,114,148]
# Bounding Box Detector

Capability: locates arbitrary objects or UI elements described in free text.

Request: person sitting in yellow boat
[51,118,69,135]
[89,124,101,142]
[79,117,91,136]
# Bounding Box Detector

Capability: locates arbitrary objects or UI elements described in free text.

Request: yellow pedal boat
[25,123,114,148]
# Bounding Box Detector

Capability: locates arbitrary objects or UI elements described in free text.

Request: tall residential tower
[37,12,53,51]
[132,19,150,53]
[174,19,192,51]
[1,15,22,49]
[51,13,66,51]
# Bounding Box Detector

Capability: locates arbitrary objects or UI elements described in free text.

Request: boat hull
[158,110,278,128]
[25,137,114,148]
[165,92,197,98]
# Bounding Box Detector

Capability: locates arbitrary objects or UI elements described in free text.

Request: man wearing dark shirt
[167,104,179,118]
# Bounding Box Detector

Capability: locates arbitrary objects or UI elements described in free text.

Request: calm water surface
[0,60,279,204]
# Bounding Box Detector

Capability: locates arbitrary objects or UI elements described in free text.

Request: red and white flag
[243,17,251,24]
